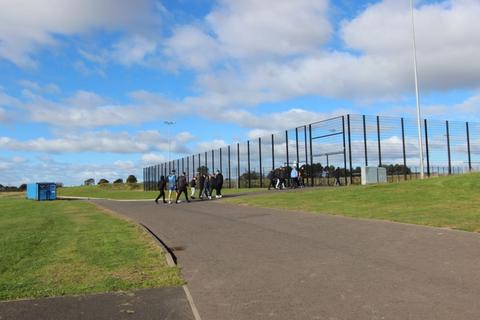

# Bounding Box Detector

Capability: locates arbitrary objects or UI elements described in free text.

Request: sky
[0,0,479,186]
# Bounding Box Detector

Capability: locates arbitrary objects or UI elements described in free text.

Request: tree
[19,184,27,191]
[84,178,95,186]
[126,175,137,184]
[113,178,123,184]
[98,178,109,185]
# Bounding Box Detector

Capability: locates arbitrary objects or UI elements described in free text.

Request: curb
[57,196,153,202]
[140,224,202,320]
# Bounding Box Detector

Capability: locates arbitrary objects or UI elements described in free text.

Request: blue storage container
[26,183,57,201]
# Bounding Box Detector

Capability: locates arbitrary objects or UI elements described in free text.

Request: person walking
[155,175,167,204]
[267,170,276,190]
[167,170,177,204]
[276,168,286,190]
[210,173,217,198]
[334,167,341,186]
[201,174,211,200]
[290,166,298,188]
[190,176,197,199]
[215,170,224,198]
[198,173,206,199]
[175,172,190,203]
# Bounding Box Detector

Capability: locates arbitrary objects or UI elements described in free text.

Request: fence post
[285,130,289,167]
[377,115,382,166]
[143,168,145,191]
[342,116,348,185]
[247,140,251,188]
[424,119,430,177]
[186,157,189,180]
[259,137,263,188]
[182,157,184,174]
[363,114,368,166]
[295,127,300,166]
[237,143,240,188]
[401,118,407,180]
[219,148,223,174]
[347,115,353,184]
[228,146,231,188]
[204,151,207,169]
[309,124,314,187]
[304,125,308,182]
[446,120,451,175]
[466,122,472,172]
[198,153,201,175]
[271,134,275,170]
[212,149,215,172]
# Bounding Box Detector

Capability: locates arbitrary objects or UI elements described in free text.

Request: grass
[58,183,263,200]
[226,172,480,233]
[0,193,183,301]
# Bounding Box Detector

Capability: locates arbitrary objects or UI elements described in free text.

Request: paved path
[0,287,194,320]
[95,199,480,320]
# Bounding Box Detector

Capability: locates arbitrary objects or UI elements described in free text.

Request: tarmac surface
[94,198,480,320]
[0,287,194,320]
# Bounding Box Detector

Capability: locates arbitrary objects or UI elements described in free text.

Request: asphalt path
[95,198,480,320]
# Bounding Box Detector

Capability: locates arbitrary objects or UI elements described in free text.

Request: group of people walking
[267,165,305,190]
[155,170,224,204]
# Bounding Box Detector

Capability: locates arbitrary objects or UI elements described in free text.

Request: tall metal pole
[164,121,175,171]
[410,0,425,179]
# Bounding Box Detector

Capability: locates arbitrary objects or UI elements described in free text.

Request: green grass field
[0,193,183,301]
[58,183,262,200]
[226,173,480,232]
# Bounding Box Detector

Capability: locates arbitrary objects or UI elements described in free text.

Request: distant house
[0,184,5,192]
[84,178,95,186]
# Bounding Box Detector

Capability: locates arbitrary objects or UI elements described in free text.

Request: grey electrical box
[361,167,387,185]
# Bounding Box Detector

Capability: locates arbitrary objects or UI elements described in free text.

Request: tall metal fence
[143,114,480,190]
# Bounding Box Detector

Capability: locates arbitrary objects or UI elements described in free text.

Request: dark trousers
[155,190,166,203]
[216,184,223,196]
[268,179,276,190]
[176,188,189,202]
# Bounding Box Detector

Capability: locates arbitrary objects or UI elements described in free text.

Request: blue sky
[1,0,479,186]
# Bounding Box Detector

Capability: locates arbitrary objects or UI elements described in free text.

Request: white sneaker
[208,196,212,200]
[168,200,171,204]
[215,195,220,199]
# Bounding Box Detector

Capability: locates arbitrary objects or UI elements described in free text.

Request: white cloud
[113,160,135,170]
[18,80,59,94]
[111,35,158,66]
[0,129,193,154]
[207,0,331,59]
[141,153,167,166]
[196,139,227,152]
[0,0,160,67]
[164,0,331,71]
[20,90,183,128]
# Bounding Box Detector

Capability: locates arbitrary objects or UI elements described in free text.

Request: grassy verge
[0,194,183,301]
[226,173,480,232]
[58,183,262,200]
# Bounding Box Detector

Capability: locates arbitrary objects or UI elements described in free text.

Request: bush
[113,178,123,184]
[126,175,137,184]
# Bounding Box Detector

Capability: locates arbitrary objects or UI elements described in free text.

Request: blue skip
[26,183,57,201]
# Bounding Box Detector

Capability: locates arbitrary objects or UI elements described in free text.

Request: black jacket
[216,173,224,186]
[210,176,217,189]
[199,175,205,188]
[158,179,166,191]
[177,175,188,190]
[190,178,196,187]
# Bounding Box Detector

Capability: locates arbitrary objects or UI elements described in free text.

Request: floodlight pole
[164,121,175,167]
[410,0,425,179]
